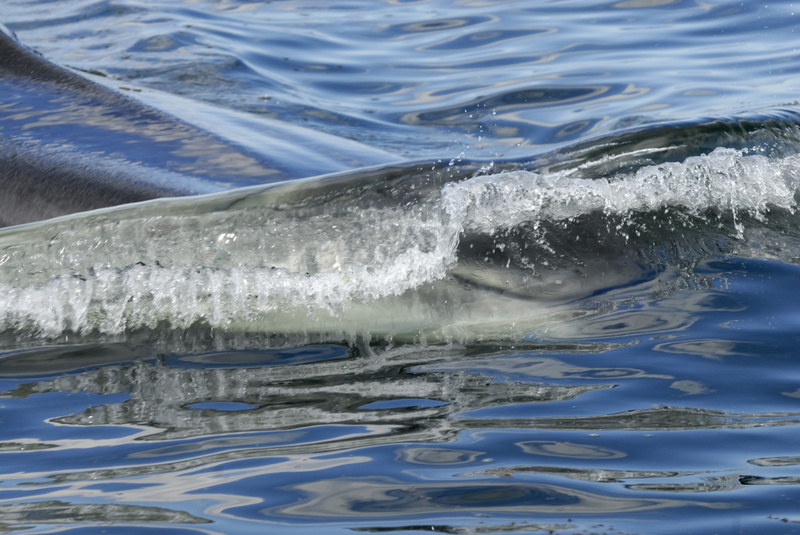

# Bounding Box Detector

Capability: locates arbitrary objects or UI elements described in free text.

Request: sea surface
[2,0,800,533]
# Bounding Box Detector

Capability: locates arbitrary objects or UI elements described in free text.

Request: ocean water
[2,0,800,533]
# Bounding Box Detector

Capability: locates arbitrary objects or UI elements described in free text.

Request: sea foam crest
[0,147,797,339]
[445,147,797,234]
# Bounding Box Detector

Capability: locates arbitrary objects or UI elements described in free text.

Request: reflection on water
[271,477,726,519]
[0,501,209,530]
[9,344,609,442]
[0,277,799,532]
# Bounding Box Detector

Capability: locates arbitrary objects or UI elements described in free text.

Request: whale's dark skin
[0,27,399,227]
[0,29,192,226]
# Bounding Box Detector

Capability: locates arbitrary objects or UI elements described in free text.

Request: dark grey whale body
[0,26,399,227]
[3,27,800,344]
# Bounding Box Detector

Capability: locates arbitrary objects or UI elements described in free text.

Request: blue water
[2,1,800,534]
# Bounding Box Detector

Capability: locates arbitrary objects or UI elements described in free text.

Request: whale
[2,26,800,348]
[0,26,617,347]
[2,141,798,348]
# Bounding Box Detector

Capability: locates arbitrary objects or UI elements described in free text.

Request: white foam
[445,147,798,235]
[1,147,797,340]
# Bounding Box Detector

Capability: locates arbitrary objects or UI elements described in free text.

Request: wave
[3,116,800,347]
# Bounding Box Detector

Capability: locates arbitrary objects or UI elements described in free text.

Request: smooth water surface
[2,1,800,533]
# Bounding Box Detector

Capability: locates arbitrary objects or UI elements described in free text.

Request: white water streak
[0,148,797,338]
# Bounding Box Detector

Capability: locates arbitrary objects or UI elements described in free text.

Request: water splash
[1,147,798,343]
